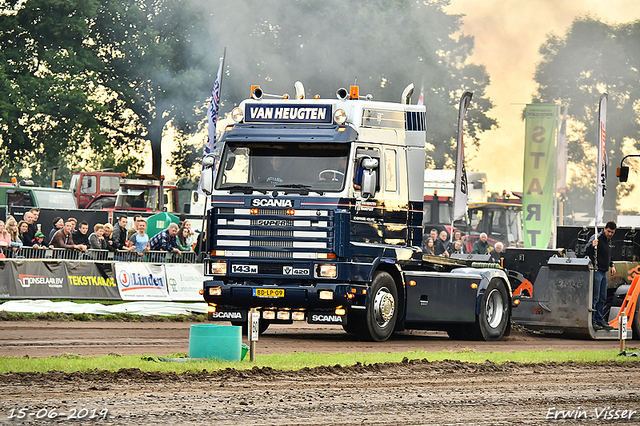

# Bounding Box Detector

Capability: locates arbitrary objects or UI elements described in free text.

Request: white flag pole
[451,91,473,242]
[595,93,608,268]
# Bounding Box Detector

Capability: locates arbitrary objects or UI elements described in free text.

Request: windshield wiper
[224,185,266,194]
[275,184,323,196]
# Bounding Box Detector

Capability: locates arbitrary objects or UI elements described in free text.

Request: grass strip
[1,348,638,374]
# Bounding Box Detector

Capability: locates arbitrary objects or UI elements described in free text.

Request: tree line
[1,1,639,216]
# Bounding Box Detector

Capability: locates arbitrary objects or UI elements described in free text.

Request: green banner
[523,104,557,248]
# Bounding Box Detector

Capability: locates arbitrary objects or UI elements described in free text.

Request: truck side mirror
[201,154,215,195]
[617,166,629,182]
[361,158,379,199]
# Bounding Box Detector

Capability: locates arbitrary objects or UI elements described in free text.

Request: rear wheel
[355,271,398,342]
[472,279,509,341]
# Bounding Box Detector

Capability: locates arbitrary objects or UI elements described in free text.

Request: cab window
[7,190,34,207]
[81,175,97,194]
[384,149,397,192]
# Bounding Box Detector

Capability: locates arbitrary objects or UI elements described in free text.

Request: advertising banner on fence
[115,262,171,301]
[523,103,557,248]
[66,262,120,300]
[0,262,13,298]
[1,260,121,299]
[165,264,205,301]
[5,260,69,298]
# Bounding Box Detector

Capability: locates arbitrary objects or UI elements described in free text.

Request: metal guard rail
[2,247,199,264]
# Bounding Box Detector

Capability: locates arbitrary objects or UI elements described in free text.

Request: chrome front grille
[214,205,332,259]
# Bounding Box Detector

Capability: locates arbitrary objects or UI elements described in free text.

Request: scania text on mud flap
[199,82,512,342]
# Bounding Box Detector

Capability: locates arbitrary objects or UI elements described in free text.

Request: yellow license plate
[254,288,285,298]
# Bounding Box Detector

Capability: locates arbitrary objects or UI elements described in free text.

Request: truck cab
[70,171,121,209]
[200,83,511,342]
[0,180,76,209]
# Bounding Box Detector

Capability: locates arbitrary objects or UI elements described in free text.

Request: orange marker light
[350,85,359,99]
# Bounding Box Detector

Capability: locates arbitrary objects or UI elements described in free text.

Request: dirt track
[1,322,640,425]
[0,321,629,358]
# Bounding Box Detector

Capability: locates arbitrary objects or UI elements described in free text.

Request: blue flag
[205,55,224,157]
[198,52,225,195]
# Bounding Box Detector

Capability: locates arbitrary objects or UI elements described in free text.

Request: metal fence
[4,246,199,264]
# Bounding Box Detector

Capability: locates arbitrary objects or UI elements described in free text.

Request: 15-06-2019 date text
[6,407,108,420]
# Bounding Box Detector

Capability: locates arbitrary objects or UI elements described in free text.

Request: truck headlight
[319,290,334,300]
[208,286,222,296]
[333,109,347,125]
[208,261,227,276]
[316,264,337,278]
[231,107,244,123]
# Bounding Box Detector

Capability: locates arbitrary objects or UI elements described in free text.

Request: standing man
[149,223,181,255]
[489,242,505,264]
[471,232,490,254]
[112,215,128,251]
[585,221,617,331]
[435,230,449,257]
[73,221,90,247]
[50,220,87,252]
[22,211,37,245]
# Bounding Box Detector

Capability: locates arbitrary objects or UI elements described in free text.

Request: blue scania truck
[199,82,512,341]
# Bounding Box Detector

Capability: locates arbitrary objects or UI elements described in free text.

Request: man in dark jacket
[434,230,449,256]
[584,221,617,331]
[112,215,128,251]
[471,233,490,254]
[72,221,90,247]
[50,220,87,252]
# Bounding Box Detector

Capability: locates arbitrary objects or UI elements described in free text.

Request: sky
[143,0,640,210]
[444,0,640,207]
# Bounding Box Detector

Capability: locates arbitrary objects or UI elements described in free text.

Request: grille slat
[251,240,293,247]
[251,251,293,258]
[215,206,333,260]
[251,229,293,237]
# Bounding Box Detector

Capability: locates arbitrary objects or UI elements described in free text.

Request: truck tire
[473,279,509,341]
[446,325,474,340]
[356,271,398,342]
[341,312,362,334]
[341,319,359,334]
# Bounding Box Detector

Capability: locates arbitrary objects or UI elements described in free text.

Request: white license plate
[232,264,258,274]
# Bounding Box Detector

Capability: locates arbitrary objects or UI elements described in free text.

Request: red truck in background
[70,171,121,209]
[70,171,192,214]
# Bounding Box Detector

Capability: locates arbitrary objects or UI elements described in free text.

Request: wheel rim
[373,287,395,327]
[485,288,505,329]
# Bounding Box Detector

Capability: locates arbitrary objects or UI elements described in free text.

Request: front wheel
[472,279,509,341]
[356,271,398,342]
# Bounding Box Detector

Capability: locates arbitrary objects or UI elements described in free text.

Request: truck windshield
[116,188,159,210]
[216,143,350,192]
[31,190,77,209]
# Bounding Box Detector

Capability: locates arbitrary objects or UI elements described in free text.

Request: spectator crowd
[0,208,199,259]
[422,228,506,264]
